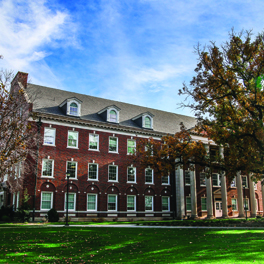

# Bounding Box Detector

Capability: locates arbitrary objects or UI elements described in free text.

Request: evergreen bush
[48,208,59,222]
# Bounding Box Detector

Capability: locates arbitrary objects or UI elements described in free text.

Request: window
[68,131,78,148]
[145,168,153,184]
[109,110,117,122]
[162,197,170,211]
[67,161,77,179]
[162,175,170,185]
[65,193,76,211]
[89,134,99,150]
[201,197,207,211]
[186,197,191,211]
[41,192,53,210]
[42,159,54,177]
[108,165,118,181]
[88,163,98,180]
[127,167,136,182]
[44,127,56,146]
[127,139,136,154]
[109,137,118,153]
[87,194,97,211]
[144,116,151,128]
[127,195,136,211]
[200,172,206,186]
[242,176,248,188]
[185,171,191,185]
[14,162,22,178]
[212,173,221,186]
[70,102,78,116]
[145,196,153,211]
[254,182,258,190]
[108,195,117,211]
[230,178,236,188]
[232,199,237,211]
[244,198,249,210]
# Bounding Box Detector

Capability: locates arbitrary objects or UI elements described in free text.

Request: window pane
[66,194,75,210]
[201,197,207,211]
[145,168,153,183]
[128,167,136,182]
[109,137,117,152]
[88,164,97,179]
[67,162,76,178]
[87,194,96,210]
[109,166,117,181]
[232,199,237,210]
[108,195,116,210]
[110,110,117,122]
[44,128,55,145]
[89,134,98,149]
[162,175,169,184]
[127,140,136,154]
[162,197,169,211]
[200,173,206,185]
[42,193,52,210]
[68,131,78,147]
[127,196,135,210]
[185,171,191,185]
[70,103,78,115]
[42,160,53,177]
[145,196,153,210]
[186,197,191,211]
[145,116,151,128]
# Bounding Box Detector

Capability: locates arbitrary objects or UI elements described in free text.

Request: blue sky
[1,0,264,116]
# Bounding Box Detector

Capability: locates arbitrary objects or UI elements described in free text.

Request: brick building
[1,72,264,220]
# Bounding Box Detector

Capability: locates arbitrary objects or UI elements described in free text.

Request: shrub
[48,208,59,222]
[0,205,15,221]
[1,215,11,223]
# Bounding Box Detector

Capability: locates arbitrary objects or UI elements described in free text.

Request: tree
[180,29,264,179]
[0,70,38,192]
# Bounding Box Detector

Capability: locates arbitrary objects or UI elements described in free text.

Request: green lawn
[0,227,264,263]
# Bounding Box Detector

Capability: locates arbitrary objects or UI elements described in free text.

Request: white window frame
[109,136,118,153]
[145,168,154,184]
[44,127,56,146]
[185,171,191,185]
[212,173,221,187]
[244,198,250,210]
[162,196,170,211]
[41,159,54,178]
[186,196,191,212]
[143,115,153,129]
[127,167,136,183]
[67,100,81,117]
[231,198,237,211]
[127,139,136,155]
[41,192,53,211]
[201,197,207,211]
[200,172,206,186]
[145,196,153,211]
[64,193,76,211]
[88,163,98,181]
[67,130,79,148]
[89,134,99,151]
[108,194,117,211]
[107,108,119,123]
[87,194,98,211]
[108,165,118,182]
[127,195,136,211]
[162,175,170,185]
[230,178,236,188]
[242,176,248,188]
[66,161,78,180]
[15,162,22,178]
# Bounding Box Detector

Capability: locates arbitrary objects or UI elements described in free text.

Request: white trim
[162,175,170,185]
[109,136,118,153]
[186,196,191,212]
[66,161,78,179]
[145,196,154,211]
[67,130,79,149]
[127,195,136,211]
[41,159,54,178]
[242,175,248,188]
[145,168,154,184]
[185,171,191,185]
[40,191,53,211]
[162,196,170,211]
[88,163,98,181]
[127,139,136,155]
[108,165,118,182]
[108,194,117,211]
[143,114,153,129]
[127,166,136,183]
[43,127,56,146]
[89,133,99,151]
[64,192,76,211]
[87,193,98,211]
[201,197,207,212]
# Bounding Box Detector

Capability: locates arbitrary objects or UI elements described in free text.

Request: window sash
[88,164,98,180]
[186,197,191,211]
[144,116,151,128]
[231,178,236,187]
[127,196,135,211]
[201,197,207,211]
[145,196,153,211]
[242,176,248,188]
[109,137,117,152]
[212,173,221,186]
[200,173,206,186]
[162,197,169,211]
[108,195,117,211]
[145,168,153,183]
[109,165,117,181]
[232,199,237,210]
[70,103,78,116]
[89,134,99,150]
[109,110,117,122]
[44,128,55,145]
[42,160,53,177]
[127,140,136,154]
[65,193,75,210]
[185,171,191,185]
[127,167,136,182]
[67,162,77,178]
[87,194,97,210]
[41,192,52,210]
[68,131,78,147]
[162,175,169,184]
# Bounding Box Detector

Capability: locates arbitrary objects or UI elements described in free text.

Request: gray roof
[26,84,197,135]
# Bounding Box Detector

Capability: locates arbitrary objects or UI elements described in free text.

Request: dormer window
[110,110,117,122]
[59,97,82,117]
[98,105,120,123]
[144,116,151,128]
[70,103,78,116]
[132,112,154,129]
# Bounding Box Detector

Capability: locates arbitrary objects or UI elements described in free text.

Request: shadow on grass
[0,227,264,263]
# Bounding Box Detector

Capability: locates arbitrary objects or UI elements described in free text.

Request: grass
[1,226,264,263]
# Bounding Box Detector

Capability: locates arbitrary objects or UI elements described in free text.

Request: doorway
[215,201,222,217]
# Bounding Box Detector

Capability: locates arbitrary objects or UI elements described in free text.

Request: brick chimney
[11,71,28,89]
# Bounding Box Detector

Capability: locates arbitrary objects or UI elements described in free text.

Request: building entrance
[215,201,222,217]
